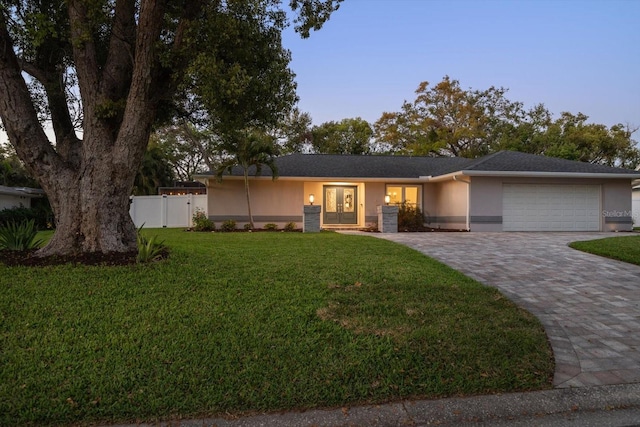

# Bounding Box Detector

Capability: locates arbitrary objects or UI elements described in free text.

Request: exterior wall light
[309,194,314,205]
[384,194,390,205]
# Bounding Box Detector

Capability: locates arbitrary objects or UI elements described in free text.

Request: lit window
[386,185,420,207]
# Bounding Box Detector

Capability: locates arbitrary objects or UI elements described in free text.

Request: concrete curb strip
[107,383,640,426]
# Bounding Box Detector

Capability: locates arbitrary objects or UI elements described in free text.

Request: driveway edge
[108,383,640,426]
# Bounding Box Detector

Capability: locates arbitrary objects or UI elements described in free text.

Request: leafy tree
[0,143,39,187]
[132,145,175,196]
[274,108,313,154]
[152,122,219,181]
[374,76,520,157]
[539,114,639,168]
[375,76,640,168]
[0,0,341,256]
[187,1,300,135]
[496,111,640,168]
[491,103,554,155]
[310,117,373,154]
[216,131,279,229]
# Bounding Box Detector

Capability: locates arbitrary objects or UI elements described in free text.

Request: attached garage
[503,184,601,231]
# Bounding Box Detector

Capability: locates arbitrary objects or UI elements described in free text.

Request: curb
[108,383,640,427]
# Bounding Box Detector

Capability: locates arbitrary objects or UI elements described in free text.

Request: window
[386,185,420,207]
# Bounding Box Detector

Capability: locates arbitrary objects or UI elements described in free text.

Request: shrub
[263,223,278,231]
[397,202,425,231]
[284,222,297,232]
[220,219,237,232]
[192,209,215,232]
[0,206,52,230]
[136,225,167,263]
[243,223,252,231]
[0,219,44,250]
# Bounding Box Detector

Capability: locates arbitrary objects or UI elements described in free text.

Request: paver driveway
[363,232,640,388]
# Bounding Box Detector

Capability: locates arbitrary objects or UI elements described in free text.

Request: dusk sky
[282,0,640,130]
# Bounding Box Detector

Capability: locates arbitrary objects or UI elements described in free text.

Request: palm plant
[216,131,279,230]
[0,220,44,251]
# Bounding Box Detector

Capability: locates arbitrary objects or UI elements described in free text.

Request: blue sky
[282,0,640,130]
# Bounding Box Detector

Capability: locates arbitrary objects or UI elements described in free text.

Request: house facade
[0,185,45,211]
[194,151,640,232]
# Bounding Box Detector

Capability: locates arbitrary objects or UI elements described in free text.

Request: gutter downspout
[453,175,471,231]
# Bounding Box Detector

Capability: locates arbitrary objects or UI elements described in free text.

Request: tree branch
[101,0,136,101]
[115,1,206,165]
[0,14,64,181]
[67,0,100,118]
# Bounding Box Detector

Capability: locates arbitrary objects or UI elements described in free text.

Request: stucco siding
[428,180,468,229]
[207,180,304,228]
[468,177,502,231]
[0,194,30,210]
[602,181,633,231]
[364,182,385,225]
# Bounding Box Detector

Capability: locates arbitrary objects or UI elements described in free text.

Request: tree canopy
[310,117,373,155]
[0,143,38,187]
[151,122,219,182]
[0,0,342,256]
[374,76,639,168]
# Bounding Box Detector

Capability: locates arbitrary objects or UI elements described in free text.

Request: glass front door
[323,186,358,225]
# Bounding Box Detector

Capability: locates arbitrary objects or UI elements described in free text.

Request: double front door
[323,186,357,225]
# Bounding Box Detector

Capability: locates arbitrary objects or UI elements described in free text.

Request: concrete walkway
[364,232,640,388]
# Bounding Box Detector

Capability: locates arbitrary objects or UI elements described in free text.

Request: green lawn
[569,235,640,266]
[0,229,553,426]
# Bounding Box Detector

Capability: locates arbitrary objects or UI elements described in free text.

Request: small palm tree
[216,131,279,229]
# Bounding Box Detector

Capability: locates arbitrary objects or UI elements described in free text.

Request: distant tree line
[3,75,638,197]
[145,75,638,188]
[373,76,639,168]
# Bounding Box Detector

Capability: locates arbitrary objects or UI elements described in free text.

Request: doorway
[323,185,358,225]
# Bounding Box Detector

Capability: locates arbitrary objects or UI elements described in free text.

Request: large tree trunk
[38,151,139,256]
[0,0,175,256]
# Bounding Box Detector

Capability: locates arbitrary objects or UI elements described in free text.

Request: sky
[281,0,640,129]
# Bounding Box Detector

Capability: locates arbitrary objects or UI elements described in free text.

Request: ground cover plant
[0,230,554,426]
[569,235,640,266]
[0,219,43,250]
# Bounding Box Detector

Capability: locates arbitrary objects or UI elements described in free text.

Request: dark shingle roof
[224,153,474,178]
[210,151,640,179]
[462,151,640,175]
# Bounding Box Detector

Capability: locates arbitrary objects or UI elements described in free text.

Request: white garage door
[503,184,601,231]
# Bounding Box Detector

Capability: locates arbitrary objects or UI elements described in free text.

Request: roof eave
[194,174,429,183]
[425,170,640,182]
[0,186,45,197]
[461,170,640,179]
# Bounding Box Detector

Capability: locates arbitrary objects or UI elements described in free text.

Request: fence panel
[129,194,207,228]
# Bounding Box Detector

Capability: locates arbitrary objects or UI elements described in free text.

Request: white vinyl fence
[129,194,207,228]
[633,192,640,226]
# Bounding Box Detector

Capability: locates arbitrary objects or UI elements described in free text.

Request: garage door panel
[503,184,601,231]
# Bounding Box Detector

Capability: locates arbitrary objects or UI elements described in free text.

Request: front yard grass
[569,235,640,266]
[0,229,553,426]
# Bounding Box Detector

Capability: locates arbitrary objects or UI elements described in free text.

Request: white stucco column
[377,205,398,233]
[303,205,321,232]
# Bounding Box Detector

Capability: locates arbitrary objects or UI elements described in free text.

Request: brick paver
[361,232,640,388]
